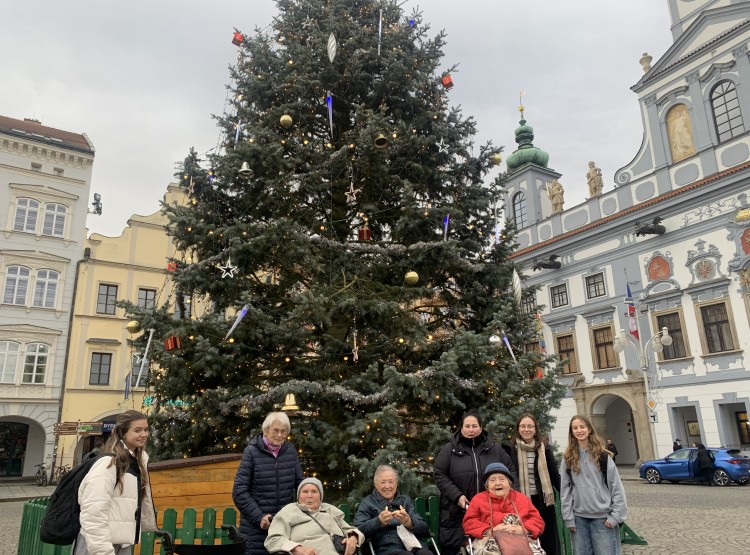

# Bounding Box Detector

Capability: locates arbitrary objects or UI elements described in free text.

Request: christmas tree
[127,0,565,503]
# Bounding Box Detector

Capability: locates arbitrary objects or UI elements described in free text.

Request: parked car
[639,447,750,486]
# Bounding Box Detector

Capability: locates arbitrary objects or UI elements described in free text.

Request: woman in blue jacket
[233,412,304,555]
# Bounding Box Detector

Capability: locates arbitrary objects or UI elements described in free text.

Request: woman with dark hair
[75,410,157,554]
[433,411,517,555]
[503,413,560,555]
[561,415,627,555]
[233,411,304,555]
[695,443,714,486]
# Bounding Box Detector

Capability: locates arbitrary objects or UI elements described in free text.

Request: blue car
[639,447,750,486]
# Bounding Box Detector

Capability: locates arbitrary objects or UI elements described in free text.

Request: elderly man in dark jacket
[233,412,304,555]
[354,465,431,555]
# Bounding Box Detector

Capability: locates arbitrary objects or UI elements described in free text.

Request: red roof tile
[0,115,94,154]
[510,160,750,259]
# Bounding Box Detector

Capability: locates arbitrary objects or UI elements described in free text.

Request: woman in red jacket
[463,462,544,545]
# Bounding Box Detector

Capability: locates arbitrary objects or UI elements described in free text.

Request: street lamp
[613,326,672,460]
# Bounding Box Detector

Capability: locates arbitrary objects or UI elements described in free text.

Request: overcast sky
[2,1,674,238]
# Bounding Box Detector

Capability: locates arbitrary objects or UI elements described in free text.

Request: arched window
[33,270,59,308]
[13,198,39,233]
[3,266,30,305]
[22,343,49,384]
[512,192,528,229]
[711,80,745,143]
[43,203,67,237]
[0,341,20,383]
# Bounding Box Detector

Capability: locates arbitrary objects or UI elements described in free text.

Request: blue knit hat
[483,462,514,485]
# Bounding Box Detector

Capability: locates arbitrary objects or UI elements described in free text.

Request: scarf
[516,439,555,506]
[263,436,282,458]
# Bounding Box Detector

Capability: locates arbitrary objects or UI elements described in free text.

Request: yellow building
[57,184,186,467]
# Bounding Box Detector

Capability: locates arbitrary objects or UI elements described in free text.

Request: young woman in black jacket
[433,411,517,555]
[503,413,561,555]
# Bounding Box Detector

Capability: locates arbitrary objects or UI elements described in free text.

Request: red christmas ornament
[164,336,183,351]
[166,262,177,272]
[232,32,244,46]
[441,74,454,90]
[358,222,372,241]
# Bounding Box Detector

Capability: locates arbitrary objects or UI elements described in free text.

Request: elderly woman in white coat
[74,410,157,555]
[265,477,363,555]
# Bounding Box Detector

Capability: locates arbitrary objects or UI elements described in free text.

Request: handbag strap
[306,510,345,538]
[488,493,530,537]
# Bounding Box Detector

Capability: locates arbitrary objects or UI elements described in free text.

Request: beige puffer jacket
[77,452,157,555]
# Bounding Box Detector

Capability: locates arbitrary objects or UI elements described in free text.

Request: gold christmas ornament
[125,320,141,334]
[373,132,389,150]
[404,270,419,285]
[490,153,502,166]
[280,114,293,128]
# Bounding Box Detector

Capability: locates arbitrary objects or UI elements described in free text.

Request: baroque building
[57,184,186,466]
[0,116,94,478]
[508,0,750,464]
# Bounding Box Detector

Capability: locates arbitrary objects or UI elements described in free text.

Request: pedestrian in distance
[233,412,304,555]
[74,410,157,555]
[561,415,627,555]
[433,411,518,555]
[503,412,561,555]
[672,439,682,452]
[695,443,715,486]
[605,439,618,463]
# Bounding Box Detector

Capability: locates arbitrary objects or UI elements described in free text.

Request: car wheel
[645,468,662,484]
[713,469,730,487]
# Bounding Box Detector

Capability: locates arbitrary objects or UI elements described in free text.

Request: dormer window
[711,80,745,143]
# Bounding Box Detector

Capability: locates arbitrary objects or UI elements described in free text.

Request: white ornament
[327,33,337,63]
[219,258,238,278]
[345,181,362,205]
[437,137,448,154]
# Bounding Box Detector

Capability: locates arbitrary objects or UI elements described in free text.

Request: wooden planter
[148,453,242,527]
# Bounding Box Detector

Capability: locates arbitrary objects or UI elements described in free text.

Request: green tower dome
[505,116,549,172]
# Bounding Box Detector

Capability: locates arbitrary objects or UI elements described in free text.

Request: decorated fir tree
[127,0,565,502]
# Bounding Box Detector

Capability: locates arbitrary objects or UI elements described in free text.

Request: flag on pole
[626,284,640,340]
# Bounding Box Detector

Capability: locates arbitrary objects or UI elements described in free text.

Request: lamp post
[612,326,672,460]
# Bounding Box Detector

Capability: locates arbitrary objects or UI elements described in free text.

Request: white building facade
[507,0,750,466]
[0,116,94,478]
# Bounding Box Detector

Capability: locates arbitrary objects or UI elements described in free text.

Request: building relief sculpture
[666,104,696,163]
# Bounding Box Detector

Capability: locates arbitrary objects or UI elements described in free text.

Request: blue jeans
[572,516,620,555]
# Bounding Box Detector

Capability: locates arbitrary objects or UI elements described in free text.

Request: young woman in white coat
[74,410,157,555]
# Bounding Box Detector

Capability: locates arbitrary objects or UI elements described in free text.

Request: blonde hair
[563,414,607,473]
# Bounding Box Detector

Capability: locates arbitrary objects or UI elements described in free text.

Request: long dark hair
[104,410,149,498]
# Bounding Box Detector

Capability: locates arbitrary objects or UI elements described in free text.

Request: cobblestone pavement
[2,470,747,554]
[619,472,749,555]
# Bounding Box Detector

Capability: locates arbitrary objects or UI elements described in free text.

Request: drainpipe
[54,248,89,474]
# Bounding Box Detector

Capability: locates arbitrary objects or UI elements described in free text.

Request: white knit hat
[297,477,324,501]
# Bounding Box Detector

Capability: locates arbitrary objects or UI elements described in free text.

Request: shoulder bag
[489,494,544,555]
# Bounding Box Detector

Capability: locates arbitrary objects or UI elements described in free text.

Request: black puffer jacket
[433,431,518,553]
[232,434,304,555]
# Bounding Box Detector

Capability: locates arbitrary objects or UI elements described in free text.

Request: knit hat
[297,477,324,501]
[482,462,514,485]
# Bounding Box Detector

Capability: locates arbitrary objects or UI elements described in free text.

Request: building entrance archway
[570,374,655,464]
